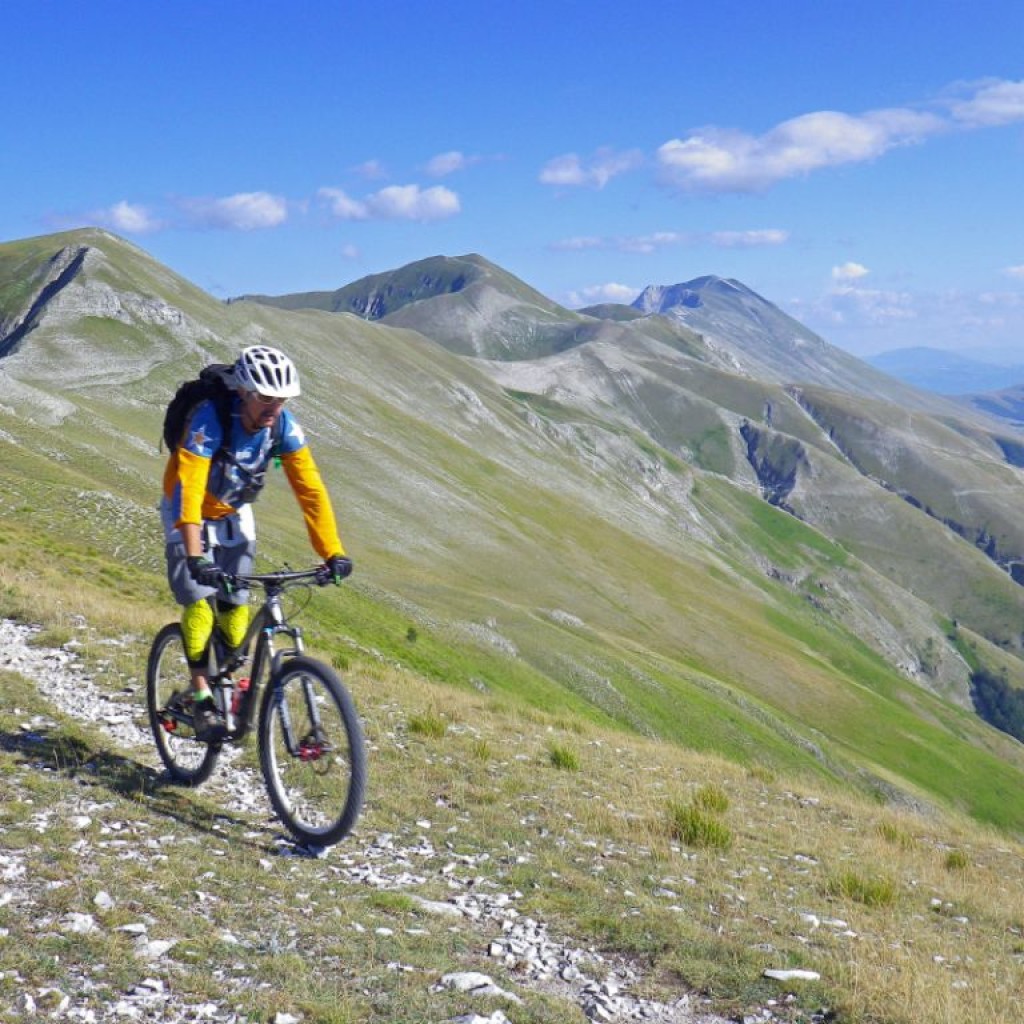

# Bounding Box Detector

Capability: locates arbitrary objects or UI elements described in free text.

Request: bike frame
[208,570,316,740]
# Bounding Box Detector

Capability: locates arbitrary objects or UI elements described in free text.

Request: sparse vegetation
[5,227,1024,1022]
[666,798,733,850]
[944,849,970,872]
[547,741,581,771]
[692,781,730,813]
[407,707,448,739]
[876,819,917,849]
[826,869,898,907]
[4,560,1024,1022]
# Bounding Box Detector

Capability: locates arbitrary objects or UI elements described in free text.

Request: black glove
[187,555,225,588]
[318,554,353,585]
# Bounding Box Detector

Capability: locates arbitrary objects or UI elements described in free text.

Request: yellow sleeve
[176,448,213,528]
[281,446,345,560]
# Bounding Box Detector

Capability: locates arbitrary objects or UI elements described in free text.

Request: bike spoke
[260,659,365,845]
[146,624,220,785]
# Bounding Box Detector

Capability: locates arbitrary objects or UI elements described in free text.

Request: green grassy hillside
[9,228,1024,1022]
[4,582,1024,1024]
[3,228,1024,841]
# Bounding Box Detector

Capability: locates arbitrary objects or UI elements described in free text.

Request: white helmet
[234,345,301,398]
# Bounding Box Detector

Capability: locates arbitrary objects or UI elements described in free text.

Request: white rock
[410,895,463,918]
[134,937,177,958]
[435,972,522,1003]
[61,912,98,934]
[764,968,821,982]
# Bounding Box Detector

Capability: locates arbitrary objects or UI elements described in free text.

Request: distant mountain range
[6,229,1024,831]
[862,346,1024,426]
[865,346,1024,395]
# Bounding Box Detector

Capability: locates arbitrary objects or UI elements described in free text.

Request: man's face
[244,390,287,430]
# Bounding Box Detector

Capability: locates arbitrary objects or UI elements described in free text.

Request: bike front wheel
[258,656,366,847]
[146,623,221,786]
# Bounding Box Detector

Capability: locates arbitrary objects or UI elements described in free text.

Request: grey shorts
[165,517,255,607]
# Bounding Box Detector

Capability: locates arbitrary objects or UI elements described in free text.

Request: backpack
[161,363,285,504]
[161,363,235,453]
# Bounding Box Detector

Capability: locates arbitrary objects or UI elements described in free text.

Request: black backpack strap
[213,388,236,456]
[270,411,286,459]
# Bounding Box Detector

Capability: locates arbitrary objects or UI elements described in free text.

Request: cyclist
[160,344,352,741]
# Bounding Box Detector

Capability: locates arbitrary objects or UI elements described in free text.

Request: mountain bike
[146,567,366,847]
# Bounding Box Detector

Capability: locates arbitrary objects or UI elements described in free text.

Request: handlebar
[223,567,340,591]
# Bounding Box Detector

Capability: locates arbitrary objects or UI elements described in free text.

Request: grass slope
[2,565,1024,1024]
[2,228,1024,841]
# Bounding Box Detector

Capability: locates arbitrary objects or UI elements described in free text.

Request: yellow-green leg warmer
[181,599,215,664]
[217,602,249,650]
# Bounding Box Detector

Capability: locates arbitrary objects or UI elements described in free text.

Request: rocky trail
[1,618,815,1024]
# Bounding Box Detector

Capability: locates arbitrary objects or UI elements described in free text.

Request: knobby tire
[258,655,366,847]
[146,623,221,786]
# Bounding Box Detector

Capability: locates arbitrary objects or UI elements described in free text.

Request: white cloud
[657,107,944,193]
[793,276,1024,356]
[710,229,788,248]
[426,150,470,176]
[318,187,370,220]
[1003,265,1024,280]
[832,262,870,282]
[567,283,639,306]
[353,159,388,180]
[549,231,686,253]
[92,200,162,234]
[949,78,1024,127]
[618,232,687,254]
[550,228,787,254]
[319,184,460,222]
[826,285,918,325]
[540,154,587,187]
[540,147,643,189]
[653,78,1024,196]
[549,236,605,252]
[180,192,288,230]
[367,184,460,221]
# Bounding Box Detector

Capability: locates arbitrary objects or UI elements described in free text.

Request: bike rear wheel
[146,623,221,785]
[258,655,366,847]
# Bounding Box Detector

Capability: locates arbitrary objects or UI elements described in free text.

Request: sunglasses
[250,392,287,406]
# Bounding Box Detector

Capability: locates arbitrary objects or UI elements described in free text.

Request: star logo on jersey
[286,419,305,446]
[188,425,213,455]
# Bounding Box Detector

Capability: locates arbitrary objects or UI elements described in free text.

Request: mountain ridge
[4,228,1024,835]
[5,228,1024,1024]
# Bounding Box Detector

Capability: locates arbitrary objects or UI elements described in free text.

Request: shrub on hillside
[970,667,1024,742]
[667,800,733,850]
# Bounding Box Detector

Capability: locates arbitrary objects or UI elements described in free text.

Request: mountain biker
[160,344,352,741]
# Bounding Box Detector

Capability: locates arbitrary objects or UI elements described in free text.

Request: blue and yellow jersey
[161,395,344,559]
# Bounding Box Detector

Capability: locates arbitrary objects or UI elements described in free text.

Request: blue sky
[3,1,1023,359]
